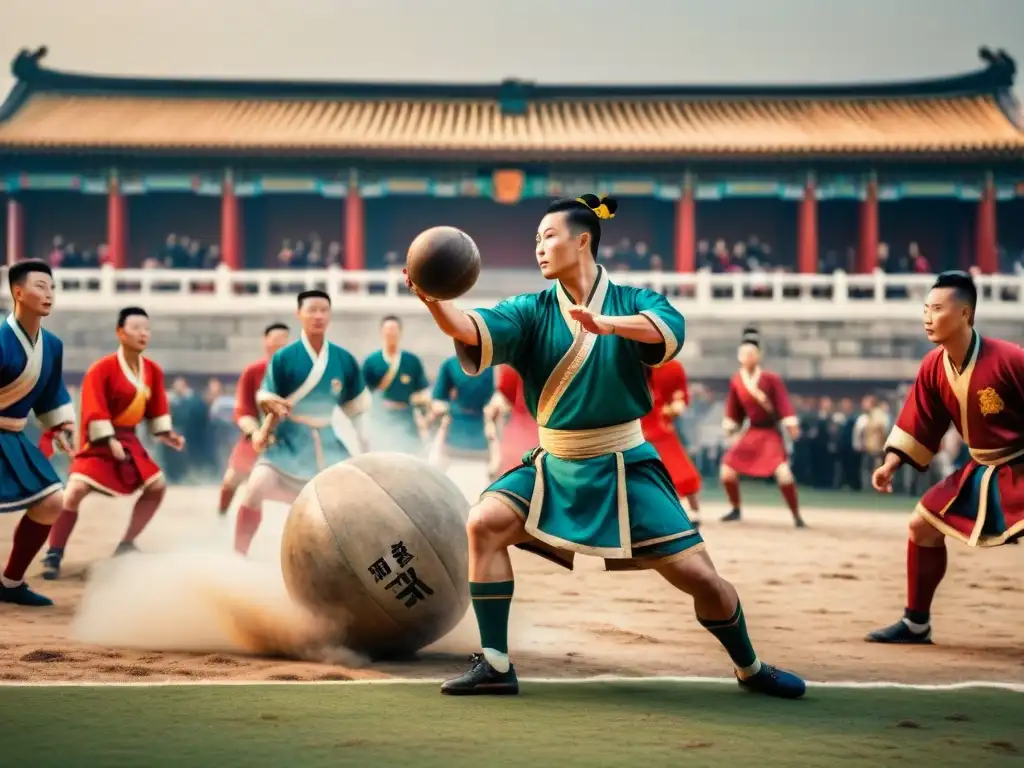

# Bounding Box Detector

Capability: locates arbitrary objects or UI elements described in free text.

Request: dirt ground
[0,465,1021,686]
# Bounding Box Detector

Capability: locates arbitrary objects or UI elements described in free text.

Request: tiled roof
[0,47,1021,159]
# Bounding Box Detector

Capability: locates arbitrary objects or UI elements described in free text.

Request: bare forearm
[882,450,903,471]
[601,314,663,344]
[426,301,478,345]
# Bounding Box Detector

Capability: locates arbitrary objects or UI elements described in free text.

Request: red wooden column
[975,172,997,274]
[106,174,128,268]
[857,173,879,273]
[344,173,365,271]
[797,172,819,274]
[6,197,24,265]
[220,169,241,270]
[674,172,696,273]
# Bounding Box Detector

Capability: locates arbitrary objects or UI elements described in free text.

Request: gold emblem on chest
[331,378,343,394]
[400,374,411,384]
[978,387,1004,416]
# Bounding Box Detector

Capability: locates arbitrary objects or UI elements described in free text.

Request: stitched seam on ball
[311,480,347,560]
[348,463,462,596]
[311,475,404,631]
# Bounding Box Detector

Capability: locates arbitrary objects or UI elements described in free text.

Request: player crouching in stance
[216,322,290,517]
[42,307,185,580]
[719,328,804,527]
[867,271,1024,645]
[0,261,76,605]
[234,290,370,555]
[409,195,805,698]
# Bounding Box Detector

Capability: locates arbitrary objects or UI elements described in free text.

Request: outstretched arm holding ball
[403,269,479,346]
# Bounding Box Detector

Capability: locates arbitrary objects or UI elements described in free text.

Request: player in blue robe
[0,261,76,606]
[362,315,431,454]
[407,195,805,699]
[428,355,499,477]
[232,289,370,555]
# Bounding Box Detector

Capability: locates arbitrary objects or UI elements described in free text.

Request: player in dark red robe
[867,271,1024,644]
[41,307,185,580]
[641,360,702,528]
[719,328,804,527]
[487,365,538,478]
[216,323,290,517]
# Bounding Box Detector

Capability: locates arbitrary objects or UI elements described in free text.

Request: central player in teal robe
[407,194,805,701]
[465,266,695,564]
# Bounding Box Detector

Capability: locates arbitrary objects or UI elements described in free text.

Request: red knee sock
[779,483,800,518]
[234,505,263,555]
[3,516,52,584]
[906,539,947,622]
[218,484,238,515]
[722,476,741,509]
[121,492,162,544]
[48,509,79,550]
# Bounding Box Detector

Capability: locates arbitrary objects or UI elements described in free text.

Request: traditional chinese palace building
[0,46,1021,272]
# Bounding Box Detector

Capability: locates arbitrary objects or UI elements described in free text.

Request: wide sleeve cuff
[638,310,681,367]
[884,426,935,471]
[149,414,173,435]
[255,390,275,407]
[86,419,115,442]
[454,310,493,376]
[780,416,800,428]
[723,418,740,435]
[237,415,260,435]
[341,389,372,418]
[37,403,77,430]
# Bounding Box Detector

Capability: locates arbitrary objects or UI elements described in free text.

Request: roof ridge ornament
[11,46,47,81]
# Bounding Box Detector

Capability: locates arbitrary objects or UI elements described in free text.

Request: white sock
[736,658,762,680]
[482,647,510,674]
[902,617,930,634]
[0,575,24,588]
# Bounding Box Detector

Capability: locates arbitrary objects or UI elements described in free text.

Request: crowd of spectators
[32,230,1024,276]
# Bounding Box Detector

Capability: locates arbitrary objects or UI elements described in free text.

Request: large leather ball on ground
[406,226,481,301]
[280,452,470,658]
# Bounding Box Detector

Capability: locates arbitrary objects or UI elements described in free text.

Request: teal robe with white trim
[363,349,430,453]
[257,334,369,483]
[454,266,702,570]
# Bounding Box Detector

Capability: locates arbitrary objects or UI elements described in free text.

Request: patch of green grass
[0,682,1019,767]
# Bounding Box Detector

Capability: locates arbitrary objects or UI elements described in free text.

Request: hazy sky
[1,0,1022,100]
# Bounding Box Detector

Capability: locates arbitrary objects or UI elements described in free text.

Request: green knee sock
[698,602,760,676]
[470,580,514,655]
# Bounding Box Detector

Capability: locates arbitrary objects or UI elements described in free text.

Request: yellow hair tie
[575,196,616,220]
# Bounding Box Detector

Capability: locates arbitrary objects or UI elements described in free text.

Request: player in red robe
[867,271,1024,644]
[487,365,538,478]
[215,323,291,517]
[719,328,804,527]
[641,360,702,528]
[41,307,185,580]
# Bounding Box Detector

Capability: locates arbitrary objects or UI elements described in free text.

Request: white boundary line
[0,676,1021,692]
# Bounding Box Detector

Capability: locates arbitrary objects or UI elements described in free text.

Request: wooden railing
[1,265,1022,319]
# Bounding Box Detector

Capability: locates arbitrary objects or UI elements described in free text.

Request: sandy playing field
[0,466,1021,687]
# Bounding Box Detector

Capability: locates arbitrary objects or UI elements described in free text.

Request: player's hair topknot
[574,194,618,220]
[740,326,761,349]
